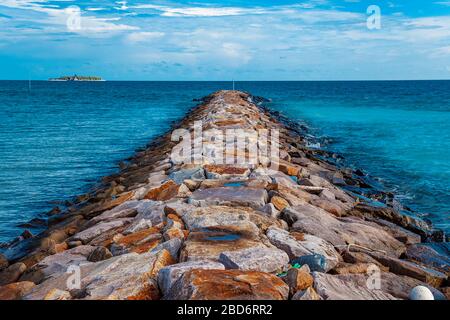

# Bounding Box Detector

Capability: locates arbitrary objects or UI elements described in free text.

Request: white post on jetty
[232,79,235,90]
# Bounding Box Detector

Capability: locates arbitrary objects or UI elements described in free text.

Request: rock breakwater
[0,90,448,300]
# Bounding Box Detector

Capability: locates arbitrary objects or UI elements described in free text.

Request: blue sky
[0,0,449,80]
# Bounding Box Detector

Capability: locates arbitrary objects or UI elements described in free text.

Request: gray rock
[292,287,322,300]
[182,206,260,238]
[24,251,168,300]
[71,218,133,244]
[168,167,205,184]
[261,203,280,218]
[366,251,447,287]
[123,218,153,235]
[219,247,289,273]
[266,227,340,272]
[287,205,405,257]
[110,243,129,256]
[189,187,268,210]
[157,260,225,296]
[312,272,398,300]
[151,238,182,260]
[21,246,96,283]
[133,201,166,226]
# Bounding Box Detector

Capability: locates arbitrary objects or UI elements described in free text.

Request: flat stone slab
[405,243,450,276]
[266,227,340,272]
[287,205,405,257]
[157,260,225,297]
[166,269,289,300]
[219,247,289,273]
[182,206,261,238]
[312,272,398,300]
[367,251,447,287]
[189,187,268,210]
[180,229,267,262]
[168,166,205,184]
[71,218,133,244]
[25,250,173,300]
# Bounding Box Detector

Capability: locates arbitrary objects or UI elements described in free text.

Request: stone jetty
[0,90,448,300]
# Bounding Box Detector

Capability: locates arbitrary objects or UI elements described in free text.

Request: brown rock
[342,250,389,272]
[43,288,71,300]
[285,268,313,295]
[366,251,447,287]
[0,254,8,271]
[278,161,300,177]
[0,263,27,286]
[441,287,450,300]
[291,287,321,300]
[271,196,289,211]
[333,263,373,275]
[180,229,266,262]
[167,269,289,300]
[115,226,162,254]
[310,199,345,217]
[163,227,185,241]
[0,281,36,300]
[204,165,250,179]
[404,243,450,276]
[144,180,180,201]
[87,246,113,262]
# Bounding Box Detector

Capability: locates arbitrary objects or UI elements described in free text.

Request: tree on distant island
[49,75,103,81]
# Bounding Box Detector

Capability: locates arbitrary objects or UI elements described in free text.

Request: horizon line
[1,79,450,82]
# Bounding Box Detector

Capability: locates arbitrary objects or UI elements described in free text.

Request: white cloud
[435,1,450,6]
[126,31,165,43]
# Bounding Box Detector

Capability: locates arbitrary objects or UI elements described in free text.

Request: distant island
[48,75,105,81]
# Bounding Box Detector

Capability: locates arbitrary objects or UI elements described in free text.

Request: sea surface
[0,81,449,243]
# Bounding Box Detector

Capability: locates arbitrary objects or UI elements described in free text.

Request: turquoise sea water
[0,81,448,242]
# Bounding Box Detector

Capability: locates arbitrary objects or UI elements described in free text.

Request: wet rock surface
[0,90,447,300]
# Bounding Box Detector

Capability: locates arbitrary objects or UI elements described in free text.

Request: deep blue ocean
[0,81,449,243]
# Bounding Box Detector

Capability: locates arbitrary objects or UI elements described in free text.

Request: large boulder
[287,205,405,257]
[0,263,27,286]
[366,251,447,287]
[180,229,266,262]
[24,250,173,300]
[404,243,450,276]
[312,272,397,300]
[189,187,268,210]
[71,218,133,244]
[266,227,340,272]
[219,247,289,273]
[157,260,225,297]
[0,281,36,300]
[182,206,261,238]
[166,269,289,300]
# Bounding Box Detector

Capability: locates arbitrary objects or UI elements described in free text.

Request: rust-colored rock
[285,268,314,295]
[278,161,300,177]
[0,281,35,300]
[144,180,180,201]
[115,227,162,254]
[167,269,289,300]
[271,196,289,211]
